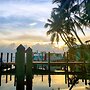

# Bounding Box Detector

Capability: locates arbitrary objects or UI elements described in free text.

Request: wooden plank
[6,53,9,83]
[26,47,33,90]
[48,52,50,71]
[15,44,25,90]
[0,52,3,86]
[2,61,90,66]
[10,53,13,81]
[48,52,51,87]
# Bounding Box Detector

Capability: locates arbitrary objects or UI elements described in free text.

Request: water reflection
[0,75,89,90]
[32,75,68,90]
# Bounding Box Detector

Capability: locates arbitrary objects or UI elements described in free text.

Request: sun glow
[54,41,65,48]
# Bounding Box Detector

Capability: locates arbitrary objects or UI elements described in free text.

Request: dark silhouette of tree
[45,0,90,47]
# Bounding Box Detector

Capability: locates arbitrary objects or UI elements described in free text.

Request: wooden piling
[7,53,9,63]
[42,52,43,70]
[6,75,8,83]
[0,53,3,86]
[48,52,50,71]
[26,47,33,90]
[6,53,9,83]
[10,53,13,81]
[15,44,25,90]
[66,52,70,87]
[67,64,70,87]
[11,53,13,62]
[44,52,47,61]
[63,52,67,84]
[48,52,51,87]
[85,79,87,85]
[0,53,3,63]
[48,74,51,87]
[42,75,43,82]
[0,70,1,86]
[14,75,16,86]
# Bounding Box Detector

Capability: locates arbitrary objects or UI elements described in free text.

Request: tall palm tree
[51,0,90,73]
[45,0,90,47]
[81,0,90,24]
[52,0,87,45]
[45,13,77,48]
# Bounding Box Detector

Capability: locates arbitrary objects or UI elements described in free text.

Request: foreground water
[0,75,89,90]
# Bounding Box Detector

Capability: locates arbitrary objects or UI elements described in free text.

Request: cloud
[0,42,63,53]
[29,22,37,26]
[0,1,53,18]
[0,43,16,53]
[3,33,49,43]
[32,43,63,53]
[0,1,54,29]
[0,27,50,47]
[0,30,12,35]
[0,0,52,3]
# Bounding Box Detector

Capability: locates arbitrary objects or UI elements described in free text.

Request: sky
[0,0,90,53]
[0,0,65,53]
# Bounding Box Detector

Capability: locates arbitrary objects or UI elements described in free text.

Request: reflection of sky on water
[32,75,86,90]
[0,76,15,90]
[0,75,88,90]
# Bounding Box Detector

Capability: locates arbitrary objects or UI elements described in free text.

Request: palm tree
[45,13,77,48]
[52,0,87,45]
[81,0,90,24]
[45,0,90,47]
[51,0,90,73]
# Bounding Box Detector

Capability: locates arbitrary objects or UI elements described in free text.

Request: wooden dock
[2,61,90,66]
[0,44,90,90]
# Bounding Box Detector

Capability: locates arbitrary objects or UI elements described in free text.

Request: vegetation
[45,0,90,47]
[45,0,90,75]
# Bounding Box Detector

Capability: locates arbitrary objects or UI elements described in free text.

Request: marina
[0,45,90,90]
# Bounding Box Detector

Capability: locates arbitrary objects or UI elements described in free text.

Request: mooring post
[63,52,67,84]
[42,52,44,82]
[15,44,25,90]
[67,52,70,87]
[6,53,9,83]
[14,75,16,86]
[48,73,51,87]
[42,52,43,70]
[42,75,43,82]
[48,52,50,71]
[48,52,51,87]
[0,52,3,86]
[10,53,13,81]
[26,47,33,90]
[85,79,87,85]
[44,52,47,61]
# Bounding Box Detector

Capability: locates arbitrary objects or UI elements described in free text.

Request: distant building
[33,52,63,61]
[33,52,47,61]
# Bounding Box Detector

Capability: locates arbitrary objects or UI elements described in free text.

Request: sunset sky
[0,0,90,53]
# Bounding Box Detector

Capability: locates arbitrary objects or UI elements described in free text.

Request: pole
[26,47,33,90]
[15,44,25,90]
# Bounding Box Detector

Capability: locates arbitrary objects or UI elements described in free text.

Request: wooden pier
[2,61,90,66]
[0,44,90,90]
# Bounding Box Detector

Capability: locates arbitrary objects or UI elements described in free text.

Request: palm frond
[70,4,79,13]
[52,0,61,4]
[50,33,56,44]
[44,23,51,28]
[47,19,53,23]
[74,20,85,35]
[47,29,55,35]
[74,15,87,26]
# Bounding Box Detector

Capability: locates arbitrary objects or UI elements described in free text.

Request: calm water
[0,75,89,90]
